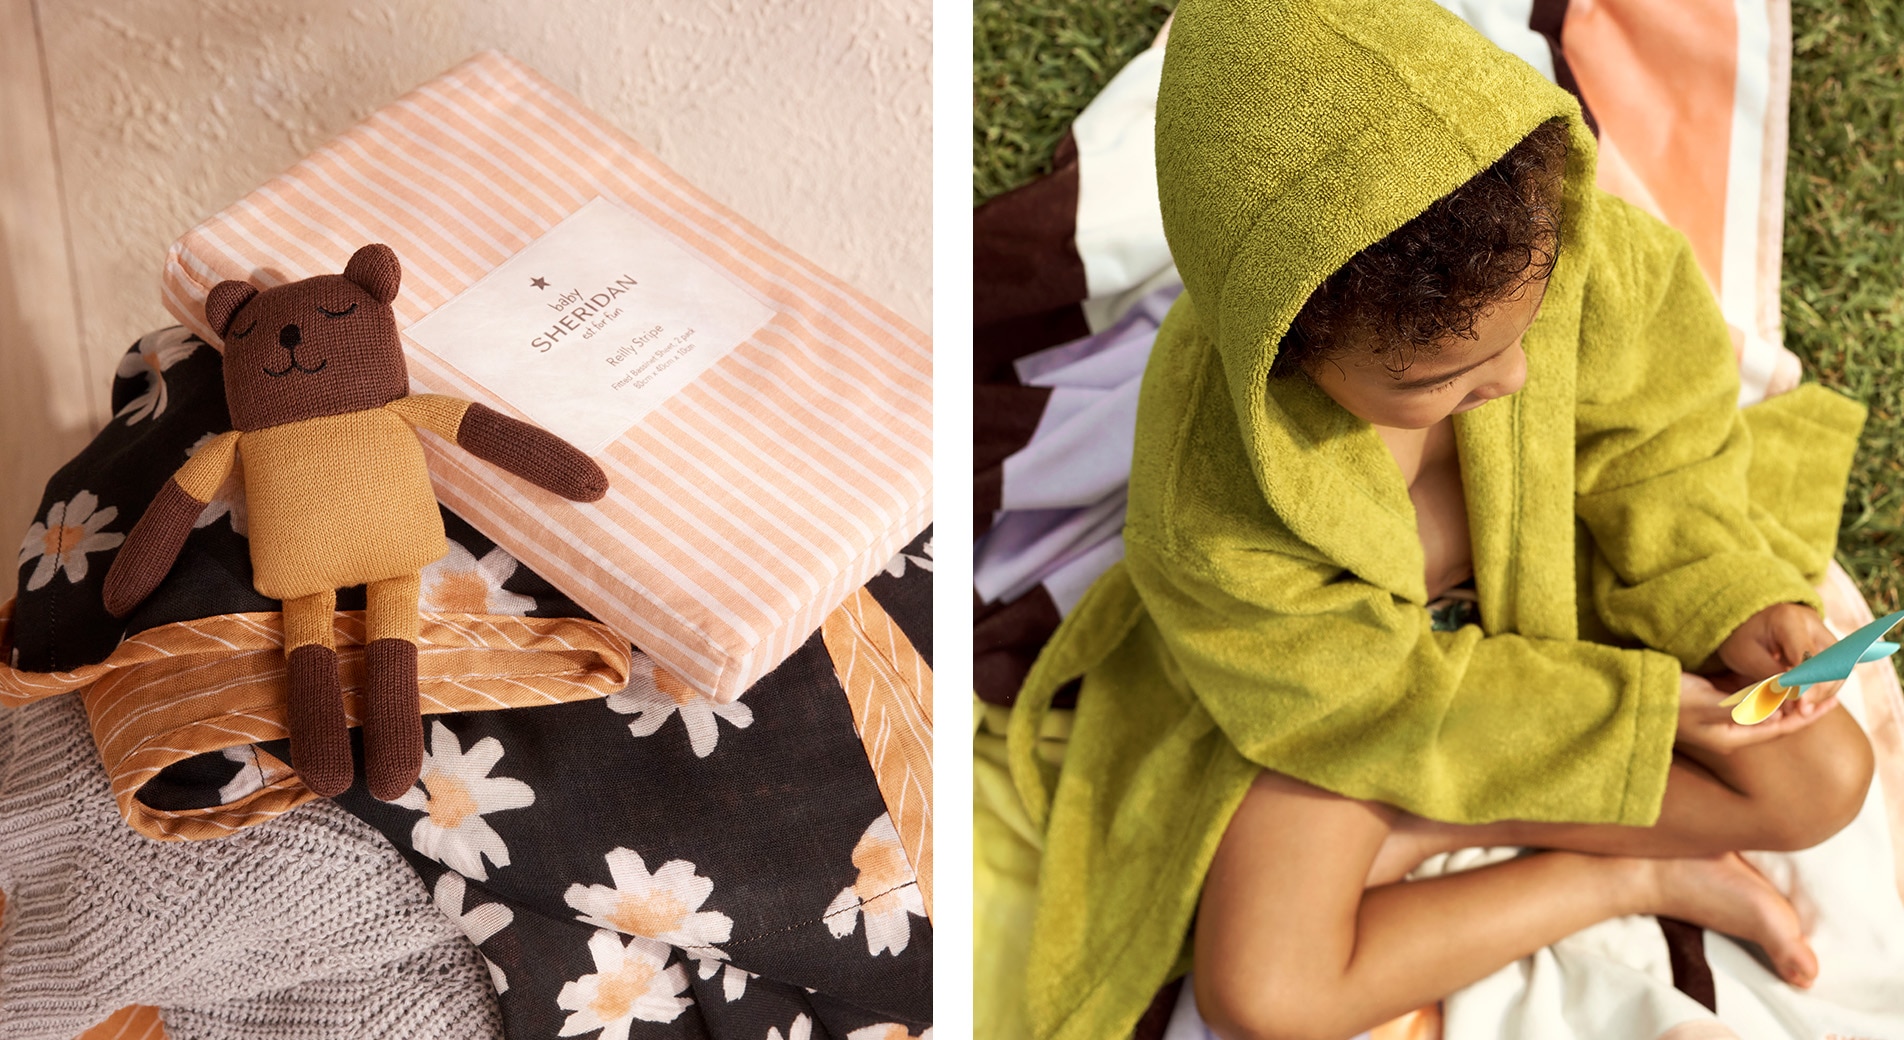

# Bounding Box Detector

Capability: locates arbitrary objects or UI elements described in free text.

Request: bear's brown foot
[364,638,423,802]
[287,644,352,797]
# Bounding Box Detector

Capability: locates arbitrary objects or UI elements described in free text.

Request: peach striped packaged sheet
[160,51,931,704]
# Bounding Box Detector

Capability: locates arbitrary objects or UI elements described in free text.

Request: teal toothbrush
[1717,610,1904,725]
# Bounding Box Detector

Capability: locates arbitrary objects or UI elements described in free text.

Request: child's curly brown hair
[1274,118,1570,377]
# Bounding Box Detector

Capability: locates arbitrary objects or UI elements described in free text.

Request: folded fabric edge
[1,604,630,841]
[821,587,934,921]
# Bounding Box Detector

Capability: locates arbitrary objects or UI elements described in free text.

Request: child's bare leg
[1200,770,1815,1040]
[1384,705,1873,872]
[363,572,423,802]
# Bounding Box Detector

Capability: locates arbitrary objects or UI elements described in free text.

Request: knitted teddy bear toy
[102,244,608,801]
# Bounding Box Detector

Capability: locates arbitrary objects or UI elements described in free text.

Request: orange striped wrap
[822,588,934,920]
[0,600,630,841]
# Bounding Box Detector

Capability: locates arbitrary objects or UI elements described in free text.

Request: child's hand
[1676,670,1838,754]
[1675,603,1844,752]
[1715,602,1845,711]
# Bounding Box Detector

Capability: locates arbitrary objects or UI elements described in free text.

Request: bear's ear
[343,243,401,305]
[206,280,259,338]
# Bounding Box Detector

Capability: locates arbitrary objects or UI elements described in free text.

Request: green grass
[975,0,1904,612]
[1784,0,1904,613]
[973,0,1175,203]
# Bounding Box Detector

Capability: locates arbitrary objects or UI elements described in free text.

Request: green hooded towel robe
[1001,1,1868,1037]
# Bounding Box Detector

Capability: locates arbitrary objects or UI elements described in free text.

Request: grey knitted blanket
[0,695,501,1040]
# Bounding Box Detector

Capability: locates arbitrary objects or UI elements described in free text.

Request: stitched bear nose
[278,323,301,349]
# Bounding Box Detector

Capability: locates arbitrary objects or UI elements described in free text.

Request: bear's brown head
[206,244,410,432]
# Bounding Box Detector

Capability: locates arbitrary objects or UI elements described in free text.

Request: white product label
[404,196,777,454]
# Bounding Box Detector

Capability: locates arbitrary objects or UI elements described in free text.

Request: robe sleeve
[1574,199,1824,669]
[1123,530,1681,826]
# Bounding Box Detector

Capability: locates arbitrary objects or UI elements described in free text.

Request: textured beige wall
[47,0,931,344]
[4,0,930,601]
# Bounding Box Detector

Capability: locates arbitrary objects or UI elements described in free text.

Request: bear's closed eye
[232,320,256,338]
[317,303,358,318]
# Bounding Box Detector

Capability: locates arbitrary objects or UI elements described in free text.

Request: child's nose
[1473,343,1529,401]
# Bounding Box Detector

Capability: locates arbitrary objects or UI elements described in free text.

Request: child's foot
[1646,852,1817,988]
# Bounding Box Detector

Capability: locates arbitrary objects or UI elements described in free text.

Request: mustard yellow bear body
[181,397,472,600]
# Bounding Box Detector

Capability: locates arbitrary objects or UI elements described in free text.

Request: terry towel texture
[1004,1,1867,1037]
[1160,562,1904,1039]
[0,695,500,1040]
[973,0,1806,709]
[159,50,931,706]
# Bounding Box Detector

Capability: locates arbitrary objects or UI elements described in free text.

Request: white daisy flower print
[688,953,754,1002]
[18,491,124,592]
[824,813,926,957]
[882,538,934,579]
[564,847,733,960]
[847,1025,932,1040]
[716,960,754,1002]
[115,327,199,424]
[188,433,248,536]
[420,539,536,615]
[216,745,266,803]
[607,656,752,758]
[556,930,692,1037]
[434,871,515,994]
[768,1014,812,1040]
[393,721,535,880]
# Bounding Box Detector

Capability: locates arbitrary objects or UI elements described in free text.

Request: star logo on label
[530,277,549,289]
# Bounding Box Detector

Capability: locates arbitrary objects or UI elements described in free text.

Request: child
[1005,1,1874,1038]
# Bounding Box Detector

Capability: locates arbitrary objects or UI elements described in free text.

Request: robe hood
[1154,0,1599,603]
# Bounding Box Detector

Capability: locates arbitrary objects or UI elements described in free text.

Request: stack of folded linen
[4,49,930,1040]
[2,332,934,1034]
[161,50,931,707]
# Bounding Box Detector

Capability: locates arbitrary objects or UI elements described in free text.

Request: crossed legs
[1194,708,1874,1040]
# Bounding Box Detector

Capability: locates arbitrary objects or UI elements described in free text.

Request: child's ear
[343,243,401,305]
[206,280,258,337]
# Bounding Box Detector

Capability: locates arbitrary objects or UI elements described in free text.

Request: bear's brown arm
[102,431,237,617]
[102,483,209,617]
[388,395,608,501]
[457,403,609,502]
